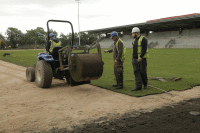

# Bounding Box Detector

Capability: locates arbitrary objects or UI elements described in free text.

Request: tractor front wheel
[26,67,35,82]
[35,60,53,88]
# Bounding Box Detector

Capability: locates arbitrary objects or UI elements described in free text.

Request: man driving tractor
[45,32,69,66]
[46,33,61,54]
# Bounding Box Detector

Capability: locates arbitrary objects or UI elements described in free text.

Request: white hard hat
[131,27,140,33]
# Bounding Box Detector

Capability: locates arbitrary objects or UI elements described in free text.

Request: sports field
[0,48,199,97]
[0,48,200,133]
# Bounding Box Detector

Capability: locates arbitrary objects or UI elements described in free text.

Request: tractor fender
[37,52,54,61]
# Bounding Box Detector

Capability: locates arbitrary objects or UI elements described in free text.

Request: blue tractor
[26,20,104,88]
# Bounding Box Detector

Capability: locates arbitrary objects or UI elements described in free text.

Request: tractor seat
[51,46,63,60]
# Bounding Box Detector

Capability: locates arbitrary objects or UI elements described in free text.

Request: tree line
[0,27,98,48]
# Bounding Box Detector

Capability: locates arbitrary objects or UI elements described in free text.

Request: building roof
[81,13,200,34]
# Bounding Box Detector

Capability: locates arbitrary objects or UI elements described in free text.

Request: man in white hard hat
[131,27,149,91]
[104,31,126,89]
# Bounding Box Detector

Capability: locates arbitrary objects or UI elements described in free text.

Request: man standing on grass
[131,27,149,91]
[104,31,126,89]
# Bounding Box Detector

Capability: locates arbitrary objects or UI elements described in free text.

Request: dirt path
[69,97,200,133]
[0,60,200,133]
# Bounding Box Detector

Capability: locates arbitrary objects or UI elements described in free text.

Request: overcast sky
[0,0,200,37]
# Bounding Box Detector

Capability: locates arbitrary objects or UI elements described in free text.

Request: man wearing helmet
[46,33,61,54]
[104,31,126,89]
[131,27,149,91]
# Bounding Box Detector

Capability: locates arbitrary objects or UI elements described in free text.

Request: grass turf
[0,48,199,97]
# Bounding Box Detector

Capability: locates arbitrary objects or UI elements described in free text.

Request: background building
[82,13,200,49]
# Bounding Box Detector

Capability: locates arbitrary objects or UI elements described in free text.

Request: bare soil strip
[0,60,199,133]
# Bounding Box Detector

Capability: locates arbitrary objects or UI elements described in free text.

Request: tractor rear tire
[70,75,77,86]
[26,67,35,82]
[84,80,91,84]
[35,60,53,88]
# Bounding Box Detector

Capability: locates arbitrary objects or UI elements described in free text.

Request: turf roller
[70,53,104,82]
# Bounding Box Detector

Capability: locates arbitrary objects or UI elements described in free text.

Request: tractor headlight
[46,56,52,58]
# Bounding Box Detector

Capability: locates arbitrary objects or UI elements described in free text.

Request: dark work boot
[143,85,147,89]
[115,86,123,89]
[112,84,118,87]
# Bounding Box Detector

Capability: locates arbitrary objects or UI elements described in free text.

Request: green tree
[74,32,79,46]
[6,27,23,48]
[35,27,47,45]
[59,32,97,47]
[0,33,6,49]
[80,32,97,45]
[59,33,70,47]
[49,29,58,38]
[24,27,47,46]
[0,33,6,41]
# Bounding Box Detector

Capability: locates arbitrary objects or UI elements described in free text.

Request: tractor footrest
[63,67,70,70]
[59,67,70,71]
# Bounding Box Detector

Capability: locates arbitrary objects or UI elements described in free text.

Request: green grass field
[0,48,200,97]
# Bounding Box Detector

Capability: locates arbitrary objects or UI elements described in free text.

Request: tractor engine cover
[70,53,104,82]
